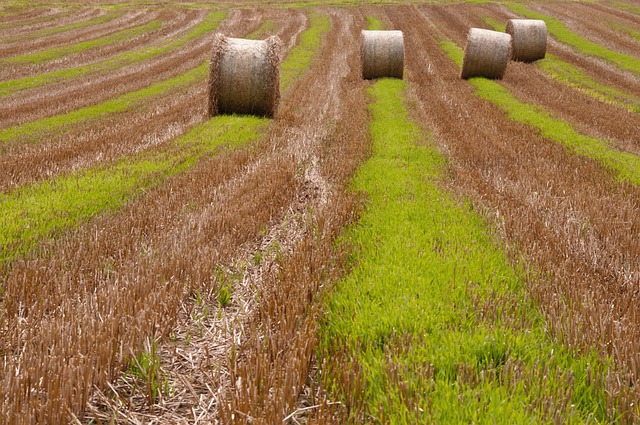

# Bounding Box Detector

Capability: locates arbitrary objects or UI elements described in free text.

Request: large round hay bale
[505,19,547,62]
[208,34,281,118]
[460,28,512,80]
[361,30,404,80]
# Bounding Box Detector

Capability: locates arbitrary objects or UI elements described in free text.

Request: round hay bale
[460,28,512,80]
[506,19,547,62]
[361,30,404,80]
[208,34,281,118]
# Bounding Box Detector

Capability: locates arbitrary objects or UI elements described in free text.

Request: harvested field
[2,0,640,423]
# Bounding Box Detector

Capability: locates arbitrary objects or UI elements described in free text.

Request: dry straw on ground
[208,34,281,118]
[506,19,547,62]
[361,30,404,80]
[461,28,512,79]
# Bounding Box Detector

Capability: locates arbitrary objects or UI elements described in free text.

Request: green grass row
[0,11,226,97]
[483,17,640,113]
[319,77,615,423]
[0,10,331,263]
[3,18,163,65]
[0,9,124,43]
[0,62,207,144]
[280,12,330,92]
[441,40,640,186]
[507,3,640,76]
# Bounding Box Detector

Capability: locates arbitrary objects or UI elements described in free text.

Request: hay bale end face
[361,30,404,80]
[506,19,547,62]
[461,28,512,80]
[208,35,281,118]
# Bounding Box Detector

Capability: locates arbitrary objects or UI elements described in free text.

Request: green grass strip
[0,62,207,144]
[441,40,640,186]
[507,3,640,76]
[608,20,640,42]
[0,9,123,43]
[280,11,330,92]
[0,115,267,263]
[482,17,640,113]
[4,19,163,65]
[365,16,384,31]
[246,19,277,40]
[320,78,613,423]
[0,11,226,97]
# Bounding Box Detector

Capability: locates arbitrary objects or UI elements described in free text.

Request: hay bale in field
[208,34,281,118]
[461,28,512,80]
[361,30,404,80]
[506,19,547,62]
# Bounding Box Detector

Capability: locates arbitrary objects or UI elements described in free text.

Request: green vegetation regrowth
[319,78,615,423]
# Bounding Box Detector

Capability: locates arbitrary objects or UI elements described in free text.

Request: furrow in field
[0,10,188,81]
[445,4,640,157]
[0,9,325,424]
[0,10,220,126]
[407,3,640,412]
[0,8,124,57]
[536,2,640,60]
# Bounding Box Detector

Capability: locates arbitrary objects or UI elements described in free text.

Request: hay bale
[461,28,512,80]
[506,19,547,62]
[208,34,281,118]
[361,30,404,80]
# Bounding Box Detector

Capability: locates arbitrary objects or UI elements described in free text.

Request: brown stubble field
[1,0,640,423]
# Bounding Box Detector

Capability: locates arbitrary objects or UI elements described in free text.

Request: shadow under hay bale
[461,28,512,80]
[506,19,547,62]
[361,30,404,80]
[208,34,281,118]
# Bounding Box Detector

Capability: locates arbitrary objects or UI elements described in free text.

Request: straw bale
[506,19,547,62]
[461,28,512,80]
[208,34,281,118]
[361,30,404,80]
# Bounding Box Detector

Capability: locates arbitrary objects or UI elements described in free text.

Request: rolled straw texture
[361,30,404,80]
[208,34,281,118]
[506,19,547,62]
[461,28,512,80]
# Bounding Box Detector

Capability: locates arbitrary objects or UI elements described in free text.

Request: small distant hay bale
[361,30,404,80]
[208,34,281,118]
[461,28,512,80]
[505,19,547,62]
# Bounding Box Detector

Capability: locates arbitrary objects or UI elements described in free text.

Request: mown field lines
[0,10,223,97]
[2,17,163,65]
[0,7,105,41]
[320,77,616,423]
[0,10,328,423]
[0,62,207,144]
[508,3,640,76]
[483,16,640,113]
[438,37,640,184]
